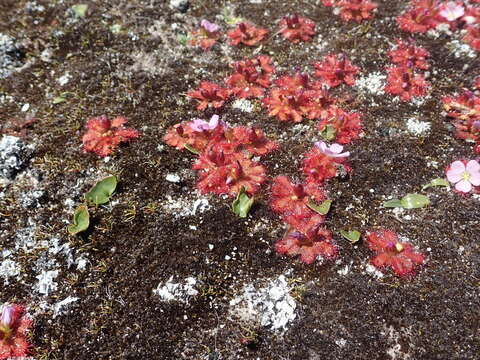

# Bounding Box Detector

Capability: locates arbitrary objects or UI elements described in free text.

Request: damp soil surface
[0,0,479,359]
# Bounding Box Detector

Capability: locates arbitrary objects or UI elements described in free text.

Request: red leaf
[82,115,139,157]
[366,229,425,277]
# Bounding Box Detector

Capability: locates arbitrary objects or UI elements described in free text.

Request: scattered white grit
[365,264,384,279]
[35,270,59,296]
[232,98,254,112]
[337,264,351,276]
[406,118,431,136]
[165,173,181,183]
[53,296,79,318]
[0,135,34,180]
[153,276,198,304]
[169,0,189,11]
[0,255,20,284]
[229,275,296,331]
[0,93,13,104]
[0,33,22,78]
[448,40,477,59]
[163,195,210,217]
[192,198,210,215]
[355,72,386,95]
[57,72,71,85]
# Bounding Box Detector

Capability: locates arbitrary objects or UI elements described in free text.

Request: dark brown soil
[0,0,479,359]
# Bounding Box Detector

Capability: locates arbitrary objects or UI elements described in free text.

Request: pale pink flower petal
[316,141,328,153]
[189,118,210,132]
[208,114,220,128]
[466,160,480,174]
[189,114,223,132]
[0,304,15,327]
[449,160,466,174]
[447,171,463,183]
[314,141,350,158]
[201,20,219,33]
[470,174,480,186]
[329,143,344,154]
[455,179,472,193]
[439,2,464,21]
[467,160,480,186]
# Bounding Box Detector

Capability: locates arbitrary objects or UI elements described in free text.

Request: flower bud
[0,305,15,328]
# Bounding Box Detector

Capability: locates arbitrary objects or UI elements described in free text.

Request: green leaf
[109,24,122,33]
[422,178,450,190]
[52,96,66,104]
[232,187,254,218]
[72,4,88,17]
[177,34,189,45]
[383,194,430,209]
[340,230,361,243]
[85,175,118,205]
[68,205,90,235]
[320,125,336,141]
[184,144,200,155]
[307,199,332,215]
[382,199,403,208]
[400,193,430,209]
[222,8,243,25]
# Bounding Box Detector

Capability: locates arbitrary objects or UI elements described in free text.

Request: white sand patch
[406,118,431,136]
[153,276,198,304]
[365,264,384,279]
[165,173,181,183]
[162,195,211,217]
[355,72,386,95]
[229,275,296,331]
[0,135,34,181]
[53,296,79,318]
[35,270,59,296]
[447,39,476,59]
[232,98,254,112]
[0,252,20,284]
[57,72,71,86]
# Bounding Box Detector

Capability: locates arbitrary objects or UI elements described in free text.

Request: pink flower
[314,141,350,157]
[189,114,224,132]
[0,305,14,328]
[201,19,219,33]
[439,2,464,22]
[446,160,480,193]
[0,304,32,359]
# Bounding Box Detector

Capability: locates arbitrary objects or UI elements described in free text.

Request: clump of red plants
[227,22,269,46]
[0,304,33,359]
[188,19,221,51]
[397,0,480,52]
[164,114,277,197]
[82,115,139,157]
[396,0,443,33]
[270,141,353,264]
[225,55,275,99]
[320,0,378,23]
[182,45,365,266]
[187,81,231,111]
[384,39,430,101]
[442,88,480,154]
[365,229,425,277]
[262,72,335,123]
[278,14,316,43]
[317,107,363,144]
[314,53,360,88]
[174,11,422,281]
